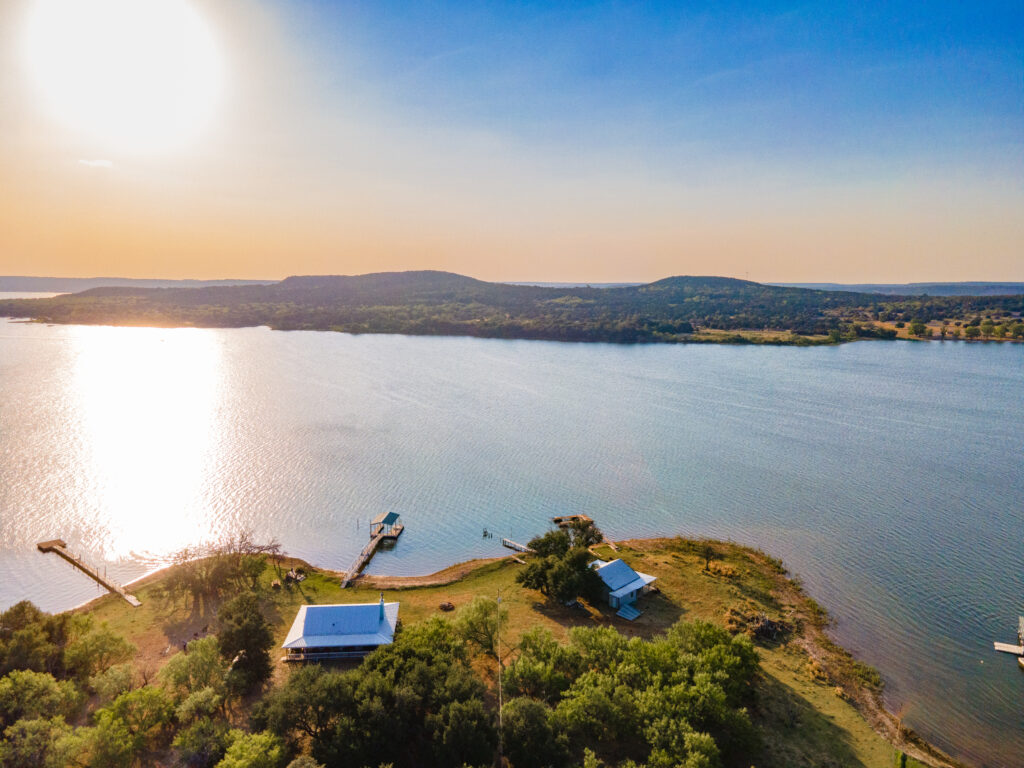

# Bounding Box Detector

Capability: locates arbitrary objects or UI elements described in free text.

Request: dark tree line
[3,270,1020,344]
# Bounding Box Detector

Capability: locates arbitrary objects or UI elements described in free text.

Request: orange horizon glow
[1,0,1022,285]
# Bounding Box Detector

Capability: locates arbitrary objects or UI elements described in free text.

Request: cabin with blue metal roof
[282,595,399,661]
[592,558,657,619]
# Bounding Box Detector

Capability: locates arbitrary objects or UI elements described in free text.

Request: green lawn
[81,538,939,768]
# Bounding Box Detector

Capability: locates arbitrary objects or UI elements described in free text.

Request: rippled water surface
[1,301,1021,765]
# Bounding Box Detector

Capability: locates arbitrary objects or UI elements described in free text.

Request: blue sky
[290,0,1023,174]
[2,0,1021,280]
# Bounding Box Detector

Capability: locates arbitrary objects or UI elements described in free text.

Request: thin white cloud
[78,159,113,168]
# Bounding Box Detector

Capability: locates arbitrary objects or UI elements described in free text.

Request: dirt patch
[353,556,512,588]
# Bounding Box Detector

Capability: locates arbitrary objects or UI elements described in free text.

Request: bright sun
[24,0,224,153]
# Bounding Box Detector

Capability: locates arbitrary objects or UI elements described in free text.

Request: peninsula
[7,534,961,768]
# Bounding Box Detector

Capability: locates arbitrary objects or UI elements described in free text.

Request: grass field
[79,537,959,768]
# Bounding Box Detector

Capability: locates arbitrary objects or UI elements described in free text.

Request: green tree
[502,627,581,704]
[64,621,135,682]
[517,546,603,603]
[254,665,354,747]
[0,625,54,675]
[215,730,285,768]
[90,663,136,703]
[173,716,230,768]
[501,697,569,768]
[160,637,228,700]
[454,596,508,660]
[97,686,175,759]
[964,325,981,339]
[0,716,74,768]
[217,595,274,693]
[284,758,324,768]
[0,670,81,727]
[429,698,496,767]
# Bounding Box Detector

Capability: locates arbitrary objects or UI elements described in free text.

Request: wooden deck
[341,523,405,588]
[501,538,533,553]
[36,540,141,607]
[993,642,1024,655]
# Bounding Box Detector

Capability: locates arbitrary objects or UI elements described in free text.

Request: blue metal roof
[282,601,399,650]
[594,558,657,598]
[595,558,640,590]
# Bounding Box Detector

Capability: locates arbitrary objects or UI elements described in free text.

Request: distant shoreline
[2,270,1020,347]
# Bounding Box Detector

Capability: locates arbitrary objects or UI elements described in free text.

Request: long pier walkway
[341,513,405,588]
[36,540,141,607]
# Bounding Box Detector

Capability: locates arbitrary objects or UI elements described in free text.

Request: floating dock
[36,539,141,607]
[341,512,404,588]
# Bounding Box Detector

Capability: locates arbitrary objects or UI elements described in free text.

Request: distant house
[282,595,399,661]
[592,558,657,614]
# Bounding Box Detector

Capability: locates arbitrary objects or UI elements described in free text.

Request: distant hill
[0,276,274,292]
[774,282,1024,297]
[1,270,1021,345]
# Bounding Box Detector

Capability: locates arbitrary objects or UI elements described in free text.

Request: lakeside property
[60,536,957,768]
[2,321,1022,764]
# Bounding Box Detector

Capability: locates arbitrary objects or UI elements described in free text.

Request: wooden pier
[341,513,404,588]
[501,538,533,553]
[992,616,1024,656]
[36,540,141,607]
[993,642,1023,655]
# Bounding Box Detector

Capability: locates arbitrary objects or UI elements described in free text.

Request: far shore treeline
[1,270,1023,345]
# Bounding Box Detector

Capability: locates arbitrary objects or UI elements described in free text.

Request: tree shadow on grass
[754,673,871,768]
[158,595,220,651]
[529,590,685,637]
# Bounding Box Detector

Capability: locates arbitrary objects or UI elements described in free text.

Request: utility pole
[496,592,503,765]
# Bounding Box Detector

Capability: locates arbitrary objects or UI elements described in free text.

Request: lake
[0,297,1021,765]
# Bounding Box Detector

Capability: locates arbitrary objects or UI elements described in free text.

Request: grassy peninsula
[1,271,1022,345]
[2,535,961,768]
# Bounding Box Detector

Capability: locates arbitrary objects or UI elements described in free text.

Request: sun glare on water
[69,327,224,559]
[23,0,224,152]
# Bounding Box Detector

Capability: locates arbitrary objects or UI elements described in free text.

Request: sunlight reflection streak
[68,326,222,558]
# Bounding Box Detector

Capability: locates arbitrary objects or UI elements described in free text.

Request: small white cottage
[282,595,399,661]
[592,558,657,616]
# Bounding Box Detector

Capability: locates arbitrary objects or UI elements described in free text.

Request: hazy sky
[1,0,1021,282]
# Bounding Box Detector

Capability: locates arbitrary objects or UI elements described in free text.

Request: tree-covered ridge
[1,270,1021,343]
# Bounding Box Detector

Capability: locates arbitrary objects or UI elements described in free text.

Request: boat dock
[992,616,1024,656]
[36,539,141,607]
[993,642,1023,655]
[341,512,404,588]
[501,538,533,553]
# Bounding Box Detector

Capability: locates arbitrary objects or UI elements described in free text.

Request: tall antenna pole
[496,592,503,764]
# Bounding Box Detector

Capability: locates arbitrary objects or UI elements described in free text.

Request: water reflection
[67,326,222,559]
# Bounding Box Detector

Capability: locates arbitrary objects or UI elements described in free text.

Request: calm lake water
[1,296,1021,766]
